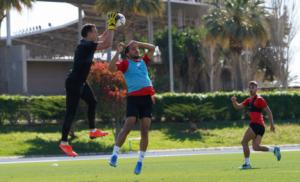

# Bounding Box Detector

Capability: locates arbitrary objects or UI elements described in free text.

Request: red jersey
[242,95,268,126]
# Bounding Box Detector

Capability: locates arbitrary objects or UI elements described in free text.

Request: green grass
[0,121,300,156]
[0,151,299,182]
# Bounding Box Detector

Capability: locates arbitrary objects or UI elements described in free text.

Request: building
[0,0,210,95]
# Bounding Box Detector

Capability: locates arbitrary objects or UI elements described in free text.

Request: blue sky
[1,1,299,85]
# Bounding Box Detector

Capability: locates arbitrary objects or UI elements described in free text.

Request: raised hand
[117,42,125,53]
[107,11,118,30]
[231,96,237,102]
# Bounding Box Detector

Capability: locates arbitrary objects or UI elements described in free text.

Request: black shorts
[250,123,265,136]
[126,95,153,119]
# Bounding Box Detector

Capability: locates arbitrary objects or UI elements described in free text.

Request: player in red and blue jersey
[231,81,281,169]
[108,41,156,175]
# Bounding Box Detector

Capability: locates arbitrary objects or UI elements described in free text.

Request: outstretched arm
[96,30,114,50]
[108,42,125,72]
[231,96,245,110]
[96,12,118,50]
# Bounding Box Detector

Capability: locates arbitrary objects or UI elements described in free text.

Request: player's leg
[252,133,281,161]
[134,95,153,175]
[59,81,81,157]
[109,116,137,167]
[81,83,108,139]
[240,127,256,169]
[109,96,138,167]
[134,117,151,175]
[139,117,151,152]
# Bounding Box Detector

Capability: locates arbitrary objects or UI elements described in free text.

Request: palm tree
[0,0,35,37]
[95,0,165,41]
[204,0,269,90]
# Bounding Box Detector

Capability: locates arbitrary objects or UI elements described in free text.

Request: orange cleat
[59,144,78,157]
[89,129,109,139]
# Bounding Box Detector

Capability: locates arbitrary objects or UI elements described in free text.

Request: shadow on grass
[1,119,299,134]
[150,121,245,142]
[19,137,112,156]
[155,123,203,141]
[239,167,261,171]
[0,122,111,134]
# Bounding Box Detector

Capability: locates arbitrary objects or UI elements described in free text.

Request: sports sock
[244,157,250,165]
[138,151,146,163]
[112,145,120,156]
[268,147,275,153]
[60,141,69,145]
[90,128,97,132]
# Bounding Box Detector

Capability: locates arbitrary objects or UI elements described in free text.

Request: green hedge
[154,91,300,122]
[0,91,299,125]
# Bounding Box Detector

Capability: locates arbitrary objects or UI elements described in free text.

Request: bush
[88,62,127,137]
[164,103,226,123]
[153,91,300,122]
[0,95,66,125]
[1,91,300,125]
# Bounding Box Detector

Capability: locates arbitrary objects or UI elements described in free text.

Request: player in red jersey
[231,81,281,169]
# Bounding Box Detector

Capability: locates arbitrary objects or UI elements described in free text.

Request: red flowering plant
[88,61,127,138]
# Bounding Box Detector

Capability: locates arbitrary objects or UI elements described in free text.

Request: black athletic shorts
[126,95,153,119]
[250,123,265,136]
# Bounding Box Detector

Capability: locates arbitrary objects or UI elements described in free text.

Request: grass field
[0,151,299,182]
[0,121,300,156]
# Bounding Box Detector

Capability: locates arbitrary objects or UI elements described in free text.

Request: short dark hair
[81,24,96,38]
[249,81,258,87]
[119,46,130,59]
[124,46,130,55]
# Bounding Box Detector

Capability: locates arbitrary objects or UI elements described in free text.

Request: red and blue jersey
[116,54,155,96]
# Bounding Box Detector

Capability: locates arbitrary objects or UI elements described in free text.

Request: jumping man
[108,40,156,175]
[59,12,120,157]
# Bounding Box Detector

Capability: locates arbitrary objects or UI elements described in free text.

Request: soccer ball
[116,13,126,27]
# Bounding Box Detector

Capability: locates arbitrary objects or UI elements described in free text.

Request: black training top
[67,39,98,84]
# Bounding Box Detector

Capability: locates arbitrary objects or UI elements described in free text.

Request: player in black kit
[59,12,119,157]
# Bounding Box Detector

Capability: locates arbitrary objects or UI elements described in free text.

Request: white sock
[60,141,69,145]
[90,128,97,132]
[268,147,274,153]
[112,145,120,156]
[245,158,250,165]
[138,151,146,162]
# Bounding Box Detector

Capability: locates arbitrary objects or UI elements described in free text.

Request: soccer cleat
[107,11,118,30]
[274,146,281,161]
[134,161,143,175]
[240,163,252,170]
[109,155,118,167]
[89,129,109,139]
[59,144,78,157]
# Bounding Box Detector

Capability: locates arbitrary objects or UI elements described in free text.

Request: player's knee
[122,125,133,134]
[89,99,97,107]
[252,144,260,151]
[140,128,149,137]
[241,140,248,146]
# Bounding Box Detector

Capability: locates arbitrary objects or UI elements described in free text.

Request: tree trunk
[147,16,154,43]
[231,53,244,90]
[209,47,215,91]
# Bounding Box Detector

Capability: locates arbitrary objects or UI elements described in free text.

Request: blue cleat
[134,161,143,175]
[274,147,281,161]
[240,163,252,170]
[109,155,118,167]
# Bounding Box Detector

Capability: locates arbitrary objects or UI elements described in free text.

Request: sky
[0,1,299,85]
